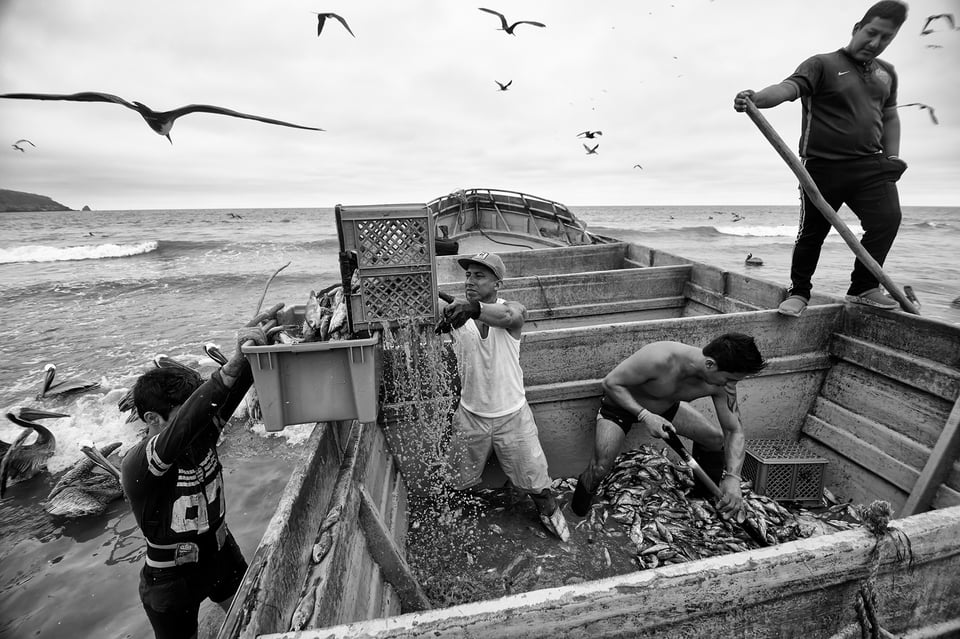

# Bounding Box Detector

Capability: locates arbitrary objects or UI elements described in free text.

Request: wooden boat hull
[219,190,960,639]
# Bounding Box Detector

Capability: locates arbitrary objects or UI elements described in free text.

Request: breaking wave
[0,241,158,264]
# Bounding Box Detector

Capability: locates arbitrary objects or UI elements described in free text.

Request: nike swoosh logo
[838,70,850,76]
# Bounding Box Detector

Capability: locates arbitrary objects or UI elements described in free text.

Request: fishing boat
[220,188,960,639]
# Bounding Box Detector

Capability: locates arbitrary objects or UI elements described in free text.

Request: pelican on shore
[1,407,68,496]
[45,442,123,518]
[745,253,764,266]
[37,363,101,400]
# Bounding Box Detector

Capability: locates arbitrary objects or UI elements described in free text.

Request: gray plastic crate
[742,439,827,506]
[336,203,438,331]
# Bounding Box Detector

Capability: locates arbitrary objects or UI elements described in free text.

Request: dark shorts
[597,397,680,435]
[139,530,247,639]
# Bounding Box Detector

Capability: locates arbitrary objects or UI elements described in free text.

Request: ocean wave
[714,224,816,237]
[0,241,158,264]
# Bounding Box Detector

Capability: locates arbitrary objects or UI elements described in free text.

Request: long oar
[743,100,920,315]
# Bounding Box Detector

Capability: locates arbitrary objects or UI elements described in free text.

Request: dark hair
[703,332,766,375]
[132,367,201,421]
[859,1,908,28]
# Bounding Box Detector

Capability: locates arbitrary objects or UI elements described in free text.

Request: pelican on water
[44,442,123,518]
[745,253,764,266]
[37,363,101,400]
[1,407,68,496]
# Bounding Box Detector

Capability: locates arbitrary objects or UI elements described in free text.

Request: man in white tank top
[438,252,569,542]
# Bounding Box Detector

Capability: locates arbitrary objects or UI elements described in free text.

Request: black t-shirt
[121,367,252,547]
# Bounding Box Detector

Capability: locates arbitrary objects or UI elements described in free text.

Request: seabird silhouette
[12,138,35,152]
[1,407,68,496]
[478,8,545,34]
[920,13,956,35]
[583,143,599,155]
[745,253,764,266]
[228,212,243,219]
[577,131,602,139]
[44,441,123,518]
[495,80,512,91]
[0,92,324,143]
[37,364,100,400]
[633,164,643,169]
[312,12,355,38]
[897,102,939,125]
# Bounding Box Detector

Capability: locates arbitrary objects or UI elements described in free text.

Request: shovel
[662,430,770,547]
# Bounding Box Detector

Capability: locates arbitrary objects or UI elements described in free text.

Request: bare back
[603,341,727,414]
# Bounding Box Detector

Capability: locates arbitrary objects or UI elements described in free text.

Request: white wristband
[637,407,651,423]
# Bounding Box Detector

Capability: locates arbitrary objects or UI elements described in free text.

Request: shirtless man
[571,332,766,518]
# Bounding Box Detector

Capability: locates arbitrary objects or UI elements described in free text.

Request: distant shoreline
[0,188,74,212]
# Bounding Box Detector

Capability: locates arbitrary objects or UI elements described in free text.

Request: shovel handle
[663,431,769,547]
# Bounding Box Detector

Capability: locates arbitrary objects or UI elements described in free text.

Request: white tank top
[451,298,526,418]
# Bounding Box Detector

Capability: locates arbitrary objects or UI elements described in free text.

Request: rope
[846,500,910,639]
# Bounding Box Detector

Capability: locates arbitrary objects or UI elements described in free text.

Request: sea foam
[0,241,158,264]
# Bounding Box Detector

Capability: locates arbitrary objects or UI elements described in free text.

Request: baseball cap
[457,251,506,280]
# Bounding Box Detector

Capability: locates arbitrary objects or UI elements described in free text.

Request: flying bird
[312,12,355,38]
[920,13,956,34]
[37,363,100,400]
[577,131,602,139]
[583,143,599,155]
[478,8,545,35]
[12,138,35,152]
[633,164,643,169]
[898,102,939,125]
[1,407,68,496]
[44,441,123,518]
[0,92,324,143]
[495,80,512,91]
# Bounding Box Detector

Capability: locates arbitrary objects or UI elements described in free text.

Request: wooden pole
[743,100,920,315]
[898,396,960,517]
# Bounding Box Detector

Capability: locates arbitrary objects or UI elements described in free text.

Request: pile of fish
[584,445,810,569]
[273,280,355,345]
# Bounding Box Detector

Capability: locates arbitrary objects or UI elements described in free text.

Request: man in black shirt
[122,324,266,639]
[734,1,909,316]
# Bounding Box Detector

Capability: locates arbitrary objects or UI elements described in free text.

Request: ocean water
[0,203,957,638]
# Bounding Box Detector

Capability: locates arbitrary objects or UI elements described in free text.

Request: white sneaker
[540,507,570,542]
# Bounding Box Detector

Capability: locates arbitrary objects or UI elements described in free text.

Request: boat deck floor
[405,450,858,609]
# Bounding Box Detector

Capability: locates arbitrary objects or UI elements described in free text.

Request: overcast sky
[1,0,958,210]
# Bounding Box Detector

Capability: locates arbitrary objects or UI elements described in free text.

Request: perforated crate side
[336,203,439,330]
[743,439,827,506]
[349,269,438,330]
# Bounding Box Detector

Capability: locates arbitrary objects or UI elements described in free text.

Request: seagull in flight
[478,8,545,35]
[577,130,602,139]
[495,80,512,91]
[633,164,643,169]
[898,102,939,124]
[920,13,955,35]
[312,12,355,37]
[583,143,599,155]
[0,92,324,143]
[12,138,35,152]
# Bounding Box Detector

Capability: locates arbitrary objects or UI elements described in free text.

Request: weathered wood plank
[900,397,960,517]
[811,397,960,493]
[818,362,953,449]
[521,306,842,386]
[830,334,960,401]
[436,243,627,283]
[683,282,765,313]
[357,483,432,613]
[840,305,960,367]
[802,414,917,493]
[263,507,960,639]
